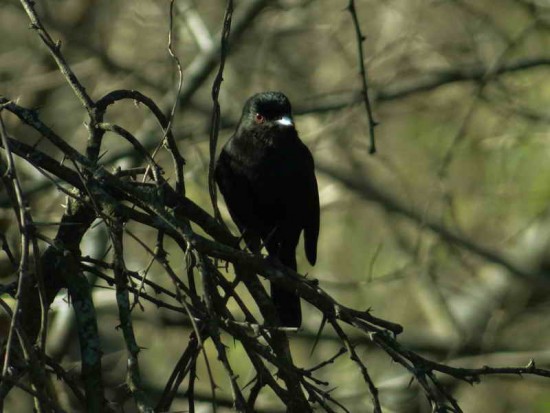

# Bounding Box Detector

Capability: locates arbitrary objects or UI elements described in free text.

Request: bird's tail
[271,283,301,328]
[270,243,301,327]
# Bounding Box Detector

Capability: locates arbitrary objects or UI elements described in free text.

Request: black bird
[215,91,320,327]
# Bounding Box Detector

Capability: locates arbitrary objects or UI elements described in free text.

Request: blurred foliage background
[1,0,550,412]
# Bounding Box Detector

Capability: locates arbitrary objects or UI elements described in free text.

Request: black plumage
[215,91,320,327]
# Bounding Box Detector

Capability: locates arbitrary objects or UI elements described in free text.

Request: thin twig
[208,0,234,224]
[347,0,378,154]
[330,320,382,413]
[0,113,48,413]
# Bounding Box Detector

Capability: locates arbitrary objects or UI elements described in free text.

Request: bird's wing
[301,147,320,266]
[215,148,262,252]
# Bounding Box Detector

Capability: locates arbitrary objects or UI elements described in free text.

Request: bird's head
[238,91,294,131]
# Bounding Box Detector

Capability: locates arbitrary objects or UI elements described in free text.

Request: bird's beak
[275,116,294,127]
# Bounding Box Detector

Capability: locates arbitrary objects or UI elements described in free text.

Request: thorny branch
[3,93,550,411]
[347,0,378,154]
[0,113,51,413]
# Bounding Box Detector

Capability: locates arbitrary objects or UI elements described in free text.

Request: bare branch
[347,0,378,154]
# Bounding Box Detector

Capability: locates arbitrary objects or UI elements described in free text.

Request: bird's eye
[255,113,265,124]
